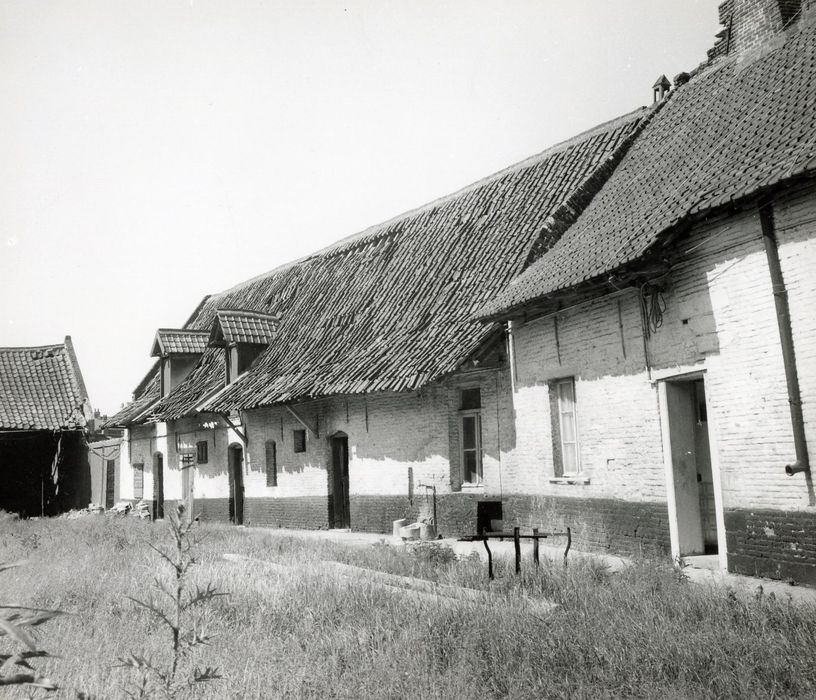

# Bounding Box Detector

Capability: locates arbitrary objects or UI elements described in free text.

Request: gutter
[759,200,810,475]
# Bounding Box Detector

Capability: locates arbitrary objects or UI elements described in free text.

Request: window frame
[550,377,580,477]
[293,429,307,454]
[196,440,208,464]
[265,440,278,487]
[458,386,483,486]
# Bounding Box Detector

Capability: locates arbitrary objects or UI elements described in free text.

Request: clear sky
[0,0,720,415]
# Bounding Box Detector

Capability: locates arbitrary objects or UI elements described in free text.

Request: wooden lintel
[220,414,247,445]
[285,405,319,438]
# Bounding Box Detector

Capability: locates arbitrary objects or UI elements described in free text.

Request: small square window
[293,429,306,453]
[133,462,144,499]
[196,440,208,464]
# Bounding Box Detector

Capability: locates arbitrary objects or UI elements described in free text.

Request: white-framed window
[550,377,579,476]
[459,387,483,485]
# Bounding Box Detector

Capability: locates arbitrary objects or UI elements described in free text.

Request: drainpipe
[759,201,810,476]
[506,320,518,396]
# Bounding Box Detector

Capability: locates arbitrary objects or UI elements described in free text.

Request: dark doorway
[330,435,351,529]
[153,453,164,520]
[105,459,116,510]
[228,444,244,525]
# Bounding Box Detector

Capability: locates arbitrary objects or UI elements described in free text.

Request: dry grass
[1,515,816,698]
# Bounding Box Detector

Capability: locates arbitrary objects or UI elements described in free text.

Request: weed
[118,505,226,699]
[0,560,63,692]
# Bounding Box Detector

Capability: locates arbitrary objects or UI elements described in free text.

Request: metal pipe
[506,320,518,395]
[759,201,810,475]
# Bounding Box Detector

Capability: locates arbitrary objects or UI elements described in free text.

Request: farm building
[481,0,816,582]
[108,105,649,529]
[0,337,93,516]
[109,0,816,582]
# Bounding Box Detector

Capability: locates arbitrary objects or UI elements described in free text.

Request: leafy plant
[0,561,63,691]
[119,505,226,699]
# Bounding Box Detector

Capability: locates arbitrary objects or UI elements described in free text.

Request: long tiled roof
[0,338,91,431]
[107,372,161,427]
[481,16,816,318]
[151,329,209,357]
[210,310,279,346]
[111,107,646,423]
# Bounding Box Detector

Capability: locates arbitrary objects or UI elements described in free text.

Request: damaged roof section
[116,106,648,423]
[0,337,92,431]
[481,16,816,319]
[209,310,280,347]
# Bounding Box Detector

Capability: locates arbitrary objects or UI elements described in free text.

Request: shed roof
[0,337,91,431]
[151,329,210,357]
[110,106,647,424]
[209,310,280,347]
[481,16,816,318]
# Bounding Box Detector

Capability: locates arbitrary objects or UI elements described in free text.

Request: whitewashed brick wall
[508,290,665,503]
[507,182,816,512]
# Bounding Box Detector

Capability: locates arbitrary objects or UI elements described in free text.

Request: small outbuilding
[0,337,93,516]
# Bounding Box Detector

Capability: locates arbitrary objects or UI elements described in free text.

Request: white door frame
[657,369,727,571]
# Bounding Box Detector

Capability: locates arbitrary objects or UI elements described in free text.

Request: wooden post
[532,528,539,567]
[483,537,494,581]
[514,527,521,575]
[564,527,572,567]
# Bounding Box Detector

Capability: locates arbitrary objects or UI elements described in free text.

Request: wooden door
[153,453,164,520]
[331,436,350,529]
[229,446,244,525]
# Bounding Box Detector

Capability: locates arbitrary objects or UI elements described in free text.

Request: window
[133,462,144,499]
[459,388,483,484]
[265,440,277,487]
[293,429,306,453]
[550,378,579,476]
[196,440,208,464]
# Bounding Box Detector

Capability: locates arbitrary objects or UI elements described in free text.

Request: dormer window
[150,329,209,397]
[208,309,280,385]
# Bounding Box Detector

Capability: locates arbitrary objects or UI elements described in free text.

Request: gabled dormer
[151,329,209,397]
[208,309,279,385]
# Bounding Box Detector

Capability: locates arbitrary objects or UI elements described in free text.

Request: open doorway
[152,452,164,520]
[330,433,350,529]
[659,376,723,563]
[228,444,244,525]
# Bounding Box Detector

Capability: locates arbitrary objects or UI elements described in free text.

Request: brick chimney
[708,0,808,60]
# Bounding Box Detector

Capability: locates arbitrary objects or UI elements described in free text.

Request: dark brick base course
[725,508,816,585]
[503,495,671,557]
[350,493,671,556]
[349,493,484,537]
[180,493,671,558]
[190,497,331,529]
[245,497,330,530]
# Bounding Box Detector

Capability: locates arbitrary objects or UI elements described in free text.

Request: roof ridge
[0,342,66,352]
[216,308,280,317]
[156,328,211,334]
[214,105,649,297]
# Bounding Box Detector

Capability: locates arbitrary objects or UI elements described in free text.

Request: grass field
[2,513,816,699]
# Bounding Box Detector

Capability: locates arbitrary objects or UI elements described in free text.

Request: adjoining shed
[0,337,93,516]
